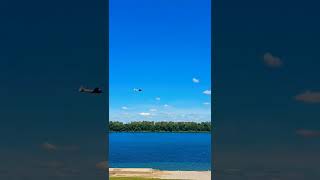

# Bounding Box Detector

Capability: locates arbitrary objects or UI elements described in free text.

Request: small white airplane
[133,88,143,92]
[79,86,102,94]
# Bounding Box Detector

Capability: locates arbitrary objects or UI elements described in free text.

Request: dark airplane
[79,86,102,94]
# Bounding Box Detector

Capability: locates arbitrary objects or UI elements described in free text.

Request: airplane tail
[79,86,85,92]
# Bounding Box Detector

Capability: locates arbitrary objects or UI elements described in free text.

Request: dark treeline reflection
[110,121,211,132]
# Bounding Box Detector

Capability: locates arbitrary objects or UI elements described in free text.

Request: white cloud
[203,90,211,95]
[192,78,200,83]
[295,90,320,103]
[263,52,283,68]
[203,102,211,105]
[149,108,157,112]
[164,104,169,107]
[41,142,58,151]
[139,112,151,116]
[296,129,320,137]
[155,97,161,101]
[153,108,211,122]
[110,106,211,122]
[121,106,128,110]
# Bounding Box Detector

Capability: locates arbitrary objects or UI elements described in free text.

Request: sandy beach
[109,168,211,180]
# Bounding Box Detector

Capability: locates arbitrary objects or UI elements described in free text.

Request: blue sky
[109,0,211,122]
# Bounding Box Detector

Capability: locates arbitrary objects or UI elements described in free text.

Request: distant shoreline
[109,121,212,132]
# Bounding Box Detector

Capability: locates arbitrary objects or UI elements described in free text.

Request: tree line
[109,121,211,132]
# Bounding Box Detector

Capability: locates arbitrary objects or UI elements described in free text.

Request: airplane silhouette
[79,86,102,94]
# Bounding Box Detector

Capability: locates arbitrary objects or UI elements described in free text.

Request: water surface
[109,132,211,170]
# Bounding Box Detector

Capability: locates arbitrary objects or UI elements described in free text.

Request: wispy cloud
[153,109,211,122]
[192,77,200,83]
[263,52,283,68]
[110,104,211,122]
[41,142,78,152]
[41,142,58,152]
[203,90,211,95]
[121,106,128,110]
[294,91,320,103]
[155,97,161,101]
[203,102,211,105]
[139,112,151,116]
[110,106,211,122]
[296,129,320,138]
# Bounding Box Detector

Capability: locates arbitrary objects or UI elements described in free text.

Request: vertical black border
[106,0,110,178]
[211,0,215,179]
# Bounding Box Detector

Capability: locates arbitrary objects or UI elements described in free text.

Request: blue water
[109,132,211,170]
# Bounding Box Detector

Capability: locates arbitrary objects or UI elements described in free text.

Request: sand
[109,168,211,180]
